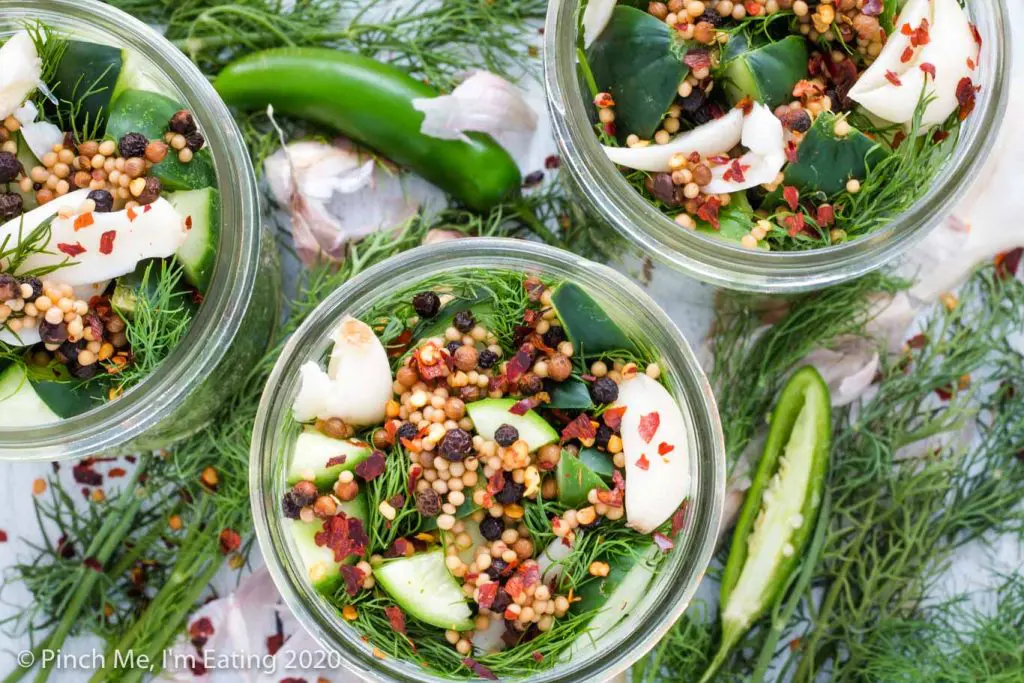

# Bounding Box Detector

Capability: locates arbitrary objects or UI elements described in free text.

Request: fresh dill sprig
[0,215,73,278]
[23,21,69,111]
[631,605,714,683]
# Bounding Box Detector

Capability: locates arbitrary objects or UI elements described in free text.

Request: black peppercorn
[0,192,22,220]
[415,489,441,517]
[453,309,475,333]
[281,491,303,519]
[118,132,149,159]
[184,131,205,152]
[494,472,525,505]
[19,277,42,301]
[542,325,567,349]
[169,110,197,135]
[446,341,462,355]
[480,516,504,541]
[0,151,22,183]
[281,481,317,519]
[67,359,99,379]
[412,291,441,318]
[698,9,724,27]
[477,349,498,369]
[0,274,19,301]
[87,189,114,213]
[595,423,613,450]
[590,377,619,404]
[780,109,812,133]
[680,88,706,113]
[39,320,69,345]
[55,339,85,364]
[494,424,519,447]
[396,422,418,441]
[439,428,473,461]
[487,559,511,583]
[137,176,162,205]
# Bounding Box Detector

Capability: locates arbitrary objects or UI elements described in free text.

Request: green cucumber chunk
[779,112,886,196]
[373,549,475,630]
[105,89,216,191]
[287,428,373,490]
[465,398,559,452]
[586,6,691,140]
[695,192,766,248]
[550,282,636,357]
[547,377,594,410]
[47,41,124,135]
[111,258,198,321]
[167,188,220,292]
[0,363,60,426]
[719,366,831,633]
[287,492,368,595]
[578,447,615,482]
[413,300,495,346]
[557,450,609,507]
[721,35,808,110]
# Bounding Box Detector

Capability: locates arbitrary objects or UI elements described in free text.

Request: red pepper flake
[906,333,929,349]
[107,467,126,478]
[126,206,137,222]
[219,528,241,554]
[657,442,675,456]
[184,215,193,231]
[784,213,806,237]
[407,464,422,497]
[792,80,823,99]
[816,204,835,227]
[735,96,754,115]
[901,22,913,36]
[561,413,597,445]
[83,556,103,572]
[99,230,116,255]
[384,538,411,558]
[696,196,721,229]
[935,385,953,401]
[143,203,151,213]
[635,454,649,471]
[73,212,94,231]
[325,454,347,469]
[884,70,902,87]
[593,92,615,108]
[339,564,365,596]
[463,658,497,680]
[687,151,701,164]
[722,159,750,183]
[966,57,976,71]
[0,530,6,543]
[477,581,499,610]
[785,141,799,164]
[783,186,800,211]
[682,49,711,72]
[57,242,86,257]
[414,344,448,381]
[266,633,284,655]
[72,463,103,486]
[900,47,914,63]
[744,0,762,16]
[531,651,544,663]
[653,532,674,553]
[910,19,930,48]
[385,606,407,634]
[603,122,616,137]
[638,412,660,444]
[994,248,1023,279]
[956,77,980,121]
[505,347,533,383]
[919,62,936,79]
[969,22,982,47]
[315,513,369,562]
[509,394,547,415]
[189,616,215,647]
[596,470,625,508]
[387,329,413,358]
[670,500,690,537]
[891,130,907,150]
[354,450,387,481]
[932,129,950,144]
[602,406,627,431]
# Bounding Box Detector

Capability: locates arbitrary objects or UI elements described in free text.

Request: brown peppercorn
[313,495,337,518]
[136,176,161,205]
[692,163,713,186]
[547,354,572,382]
[72,170,91,188]
[319,417,351,439]
[852,13,881,40]
[169,109,197,135]
[123,157,146,179]
[444,397,466,420]
[77,140,99,158]
[145,140,168,163]
[459,385,482,402]
[453,344,478,372]
[415,488,441,517]
[293,480,317,500]
[518,372,544,396]
[372,428,393,449]
[333,478,360,501]
[647,1,668,19]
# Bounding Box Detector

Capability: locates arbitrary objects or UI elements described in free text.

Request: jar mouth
[543,0,1011,293]
[0,0,260,460]
[250,238,726,683]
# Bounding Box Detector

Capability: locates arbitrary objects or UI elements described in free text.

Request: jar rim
[0,0,261,460]
[543,0,1011,292]
[250,238,726,682]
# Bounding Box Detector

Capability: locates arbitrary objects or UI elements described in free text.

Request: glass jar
[0,0,278,460]
[251,238,725,682]
[543,0,1010,292]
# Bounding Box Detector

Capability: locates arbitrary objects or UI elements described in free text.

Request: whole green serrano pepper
[213,48,522,212]
[701,366,832,682]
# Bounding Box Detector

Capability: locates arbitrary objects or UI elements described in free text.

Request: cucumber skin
[557,450,609,508]
[214,48,521,213]
[779,112,886,196]
[719,366,831,613]
[547,377,595,410]
[47,41,124,135]
[551,282,636,357]
[722,36,809,110]
[167,188,221,292]
[105,89,216,191]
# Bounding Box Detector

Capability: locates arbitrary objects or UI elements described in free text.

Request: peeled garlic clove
[325,315,393,425]
[603,107,744,173]
[582,0,618,48]
[616,374,691,534]
[849,0,931,94]
[0,31,42,119]
[702,103,785,194]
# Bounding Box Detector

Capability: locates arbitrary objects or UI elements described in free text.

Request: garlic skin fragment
[616,374,691,534]
[849,0,978,129]
[0,31,42,119]
[603,107,744,173]
[292,316,393,426]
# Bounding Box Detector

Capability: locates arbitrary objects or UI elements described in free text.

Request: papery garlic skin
[0,31,42,119]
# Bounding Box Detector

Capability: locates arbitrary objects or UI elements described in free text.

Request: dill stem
[513,203,564,248]
[172,28,354,53]
[105,502,183,579]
